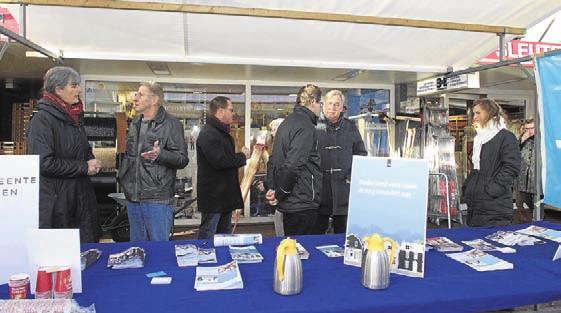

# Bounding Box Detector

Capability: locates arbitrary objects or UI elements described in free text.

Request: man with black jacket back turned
[196,96,250,239]
[266,84,323,235]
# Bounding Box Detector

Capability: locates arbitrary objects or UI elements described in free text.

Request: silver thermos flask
[361,234,397,290]
[273,238,302,295]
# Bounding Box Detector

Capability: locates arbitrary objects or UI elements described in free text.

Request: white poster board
[344,156,429,278]
[26,229,82,293]
[0,155,39,284]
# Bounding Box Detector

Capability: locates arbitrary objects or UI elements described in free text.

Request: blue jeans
[198,212,232,240]
[127,201,173,242]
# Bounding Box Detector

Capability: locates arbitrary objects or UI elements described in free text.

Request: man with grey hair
[314,89,366,234]
[119,82,188,241]
[28,66,102,242]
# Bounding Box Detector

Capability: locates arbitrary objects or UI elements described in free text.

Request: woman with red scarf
[27,66,102,242]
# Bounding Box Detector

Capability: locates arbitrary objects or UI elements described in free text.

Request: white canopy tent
[1,0,561,75]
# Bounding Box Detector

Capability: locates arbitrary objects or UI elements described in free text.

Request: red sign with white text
[478,40,561,67]
[0,7,20,42]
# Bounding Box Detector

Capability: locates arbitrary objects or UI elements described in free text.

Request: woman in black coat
[314,90,367,234]
[27,66,101,242]
[463,99,521,227]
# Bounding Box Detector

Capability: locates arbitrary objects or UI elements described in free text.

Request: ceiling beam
[0,0,526,35]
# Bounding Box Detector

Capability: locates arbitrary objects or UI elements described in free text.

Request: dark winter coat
[515,136,536,194]
[119,106,188,204]
[269,105,322,213]
[27,97,99,242]
[463,129,521,227]
[196,117,246,213]
[317,114,367,216]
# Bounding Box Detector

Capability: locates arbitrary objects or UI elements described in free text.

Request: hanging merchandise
[423,98,461,226]
[394,116,422,159]
[351,113,390,157]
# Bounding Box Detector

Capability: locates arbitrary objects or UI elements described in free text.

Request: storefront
[80,70,394,223]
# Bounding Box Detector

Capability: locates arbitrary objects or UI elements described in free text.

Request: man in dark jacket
[266,84,323,235]
[314,90,367,234]
[27,66,102,243]
[119,82,188,241]
[197,96,250,239]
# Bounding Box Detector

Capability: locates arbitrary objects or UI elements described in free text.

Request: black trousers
[283,209,317,236]
[313,214,347,234]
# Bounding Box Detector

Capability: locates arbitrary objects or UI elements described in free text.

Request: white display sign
[0,155,39,284]
[26,229,82,293]
[417,72,480,96]
[345,157,429,278]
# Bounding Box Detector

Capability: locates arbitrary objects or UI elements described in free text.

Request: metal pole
[0,25,63,63]
[19,3,26,38]
[533,64,543,221]
[443,49,561,79]
[538,17,556,42]
[498,33,505,61]
[0,41,9,61]
[243,83,252,218]
[516,59,542,221]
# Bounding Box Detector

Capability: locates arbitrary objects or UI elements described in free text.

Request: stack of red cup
[35,267,53,299]
[53,267,73,299]
[8,274,30,299]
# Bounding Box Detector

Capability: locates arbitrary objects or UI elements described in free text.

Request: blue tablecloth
[3,222,561,313]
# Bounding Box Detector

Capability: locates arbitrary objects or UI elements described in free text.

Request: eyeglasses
[524,127,535,130]
[132,92,154,99]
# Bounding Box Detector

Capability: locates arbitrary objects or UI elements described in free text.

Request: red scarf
[43,92,84,125]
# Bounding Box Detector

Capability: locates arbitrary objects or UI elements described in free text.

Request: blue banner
[536,50,561,208]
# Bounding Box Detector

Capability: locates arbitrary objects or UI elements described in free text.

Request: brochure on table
[26,229,82,293]
[0,155,39,284]
[344,156,429,278]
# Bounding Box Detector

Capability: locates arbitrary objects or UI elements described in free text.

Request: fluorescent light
[147,62,171,75]
[25,51,48,58]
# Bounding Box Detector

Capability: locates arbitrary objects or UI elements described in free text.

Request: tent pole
[19,3,26,38]
[498,33,505,61]
[533,69,543,221]
[0,25,63,64]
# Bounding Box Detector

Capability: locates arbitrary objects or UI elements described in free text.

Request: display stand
[423,98,462,227]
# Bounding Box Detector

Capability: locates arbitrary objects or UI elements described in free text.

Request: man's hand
[266,189,278,206]
[241,146,250,159]
[256,181,265,192]
[87,159,102,176]
[233,209,242,221]
[141,140,161,161]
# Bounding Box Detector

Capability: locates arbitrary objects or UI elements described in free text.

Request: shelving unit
[423,98,462,227]
[3,101,37,155]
